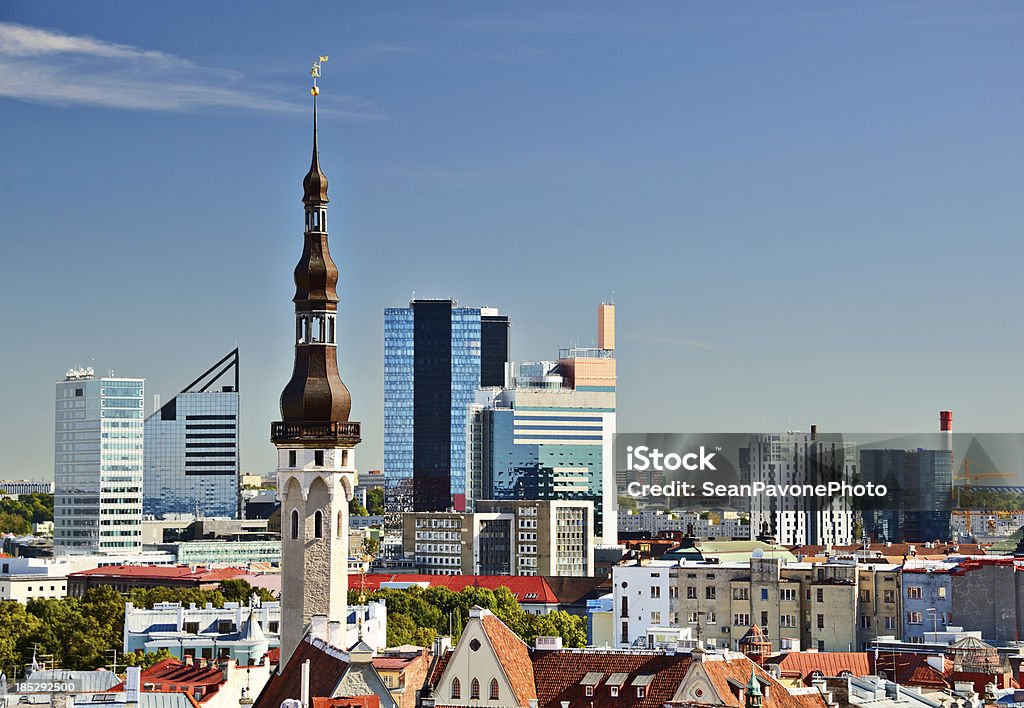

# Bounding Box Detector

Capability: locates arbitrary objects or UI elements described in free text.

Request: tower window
[289,451,297,467]
[290,509,300,540]
[314,510,323,539]
[315,450,325,466]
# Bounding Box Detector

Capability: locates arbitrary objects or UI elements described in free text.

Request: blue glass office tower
[384,300,508,512]
[143,350,240,519]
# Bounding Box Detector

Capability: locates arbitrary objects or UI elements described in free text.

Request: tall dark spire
[303,98,329,205]
[272,60,359,447]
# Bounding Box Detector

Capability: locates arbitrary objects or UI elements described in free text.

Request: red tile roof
[533,649,693,708]
[69,564,247,581]
[350,574,560,604]
[312,697,380,708]
[481,612,537,707]
[767,653,871,684]
[699,657,825,708]
[872,654,951,689]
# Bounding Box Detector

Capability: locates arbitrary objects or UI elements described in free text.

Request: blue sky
[1,2,1022,479]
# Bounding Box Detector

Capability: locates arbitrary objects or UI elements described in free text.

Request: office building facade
[144,349,241,519]
[54,368,144,554]
[468,304,617,544]
[384,300,509,513]
[860,448,953,543]
[402,498,595,576]
[748,431,854,546]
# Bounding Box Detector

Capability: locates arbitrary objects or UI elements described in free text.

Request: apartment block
[402,499,595,576]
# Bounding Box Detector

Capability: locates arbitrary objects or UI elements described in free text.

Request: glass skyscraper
[144,350,240,519]
[54,368,144,554]
[384,300,508,513]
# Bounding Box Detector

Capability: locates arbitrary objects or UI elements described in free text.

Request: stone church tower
[271,59,361,667]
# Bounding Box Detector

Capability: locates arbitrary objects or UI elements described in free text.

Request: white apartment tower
[747,430,854,546]
[54,368,144,554]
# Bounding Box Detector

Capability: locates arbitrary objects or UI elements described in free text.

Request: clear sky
[1,2,1022,480]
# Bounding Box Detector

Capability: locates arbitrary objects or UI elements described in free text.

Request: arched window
[489,678,499,700]
[471,679,480,700]
[450,679,461,699]
[290,509,300,540]
[314,510,323,539]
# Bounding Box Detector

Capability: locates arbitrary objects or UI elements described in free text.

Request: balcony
[271,420,361,446]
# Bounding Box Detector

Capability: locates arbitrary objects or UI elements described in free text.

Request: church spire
[303,89,329,205]
[272,54,361,668]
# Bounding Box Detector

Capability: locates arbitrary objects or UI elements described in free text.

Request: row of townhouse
[610,555,904,652]
[610,553,1024,652]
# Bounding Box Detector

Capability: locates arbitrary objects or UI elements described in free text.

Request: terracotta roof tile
[481,613,537,707]
[532,650,692,708]
[698,657,825,708]
[766,653,871,684]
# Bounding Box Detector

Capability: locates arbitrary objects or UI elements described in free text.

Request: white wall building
[55,368,144,554]
[748,432,854,546]
[612,562,675,647]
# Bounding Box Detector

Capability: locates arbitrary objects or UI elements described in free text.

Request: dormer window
[636,687,645,698]
[585,686,594,697]
[610,687,619,697]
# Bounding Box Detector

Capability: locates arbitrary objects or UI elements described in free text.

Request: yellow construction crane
[952,458,1006,502]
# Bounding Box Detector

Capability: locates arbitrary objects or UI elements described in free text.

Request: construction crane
[951,458,1007,503]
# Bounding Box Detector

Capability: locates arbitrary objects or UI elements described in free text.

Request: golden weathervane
[311,55,328,96]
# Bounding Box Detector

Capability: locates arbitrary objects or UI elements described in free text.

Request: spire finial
[311,55,328,96]
[303,54,330,204]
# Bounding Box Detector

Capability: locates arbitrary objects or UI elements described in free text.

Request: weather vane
[311,55,329,96]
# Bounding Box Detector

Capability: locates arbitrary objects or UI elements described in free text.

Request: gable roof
[254,637,348,708]
[480,612,537,707]
[690,656,825,708]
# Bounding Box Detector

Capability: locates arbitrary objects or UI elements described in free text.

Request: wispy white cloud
[0,22,381,117]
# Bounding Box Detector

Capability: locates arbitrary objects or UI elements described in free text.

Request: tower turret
[272,55,360,667]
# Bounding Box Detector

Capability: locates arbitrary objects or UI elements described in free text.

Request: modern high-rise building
[860,447,953,542]
[747,430,854,546]
[468,303,617,545]
[383,300,509,513]
[54,368,144,554]
[144,349,241,519]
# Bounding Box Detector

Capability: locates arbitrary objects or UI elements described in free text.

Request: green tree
[525,610,587,648]
[124,648,173,668]
[350,498,369,516]
[617,495,638,513]
[366,488,385,516]
[0,512,30,534]
[219,579,275,604]
[0,600,43,677]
